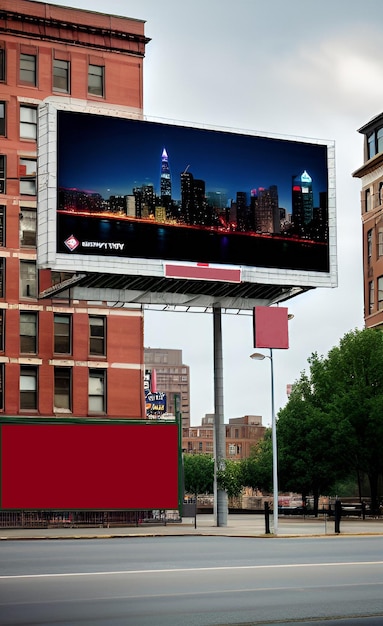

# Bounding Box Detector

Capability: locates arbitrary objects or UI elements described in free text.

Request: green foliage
[183,454,214,496]
[217,459,243,498]
[277,328,383,513]
[240,429,273,493]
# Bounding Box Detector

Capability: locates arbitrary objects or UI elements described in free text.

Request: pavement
[1,514,383,540]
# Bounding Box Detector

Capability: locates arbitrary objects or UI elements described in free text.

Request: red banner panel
[165,264,241,283]
[0,422,179,510]
[253,306,289,349]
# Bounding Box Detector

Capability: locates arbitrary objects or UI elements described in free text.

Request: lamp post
[250,349,278,535]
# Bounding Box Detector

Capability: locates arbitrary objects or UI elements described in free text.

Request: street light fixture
[250,349,278,534]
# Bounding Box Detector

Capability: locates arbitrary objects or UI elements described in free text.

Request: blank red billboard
[0,422,180,510]
[253,306,289,349]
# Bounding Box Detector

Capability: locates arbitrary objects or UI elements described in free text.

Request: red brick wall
[0,1,148,420]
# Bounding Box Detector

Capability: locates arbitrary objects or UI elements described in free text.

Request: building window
[369,280,375,315]
[54,367,71,410]
[0,205,5,246]
[377,128,383,155]
[367,229,373,263]
[19,158,37,195]
[368,132,376,159]
[379,182,383,206]
[377,228,383,258]
[0,101,5,136]
[0,258,4,298]
[367,127,383,159]
[0,363,3,409]
[19,207,36,247]
[20,366,37,410]
[20,105,37,140]
[20,53,36,86]
[20,260,37,298]
[0,309,4,351]
[20,311,37,353]
[365,189,371,213]
[228,443,237,456]
[54,314,71,354]
[0,155,5,193]
[89,316,105,355]
[378,276,383,311]
[88,64,104,97]
[89,369,106,412]
[0,48,5,82]
[53,59,70,93]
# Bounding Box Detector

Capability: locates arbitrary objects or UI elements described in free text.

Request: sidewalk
[1,514,382,540]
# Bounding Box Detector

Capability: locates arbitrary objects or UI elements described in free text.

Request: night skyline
[57,111,329,213]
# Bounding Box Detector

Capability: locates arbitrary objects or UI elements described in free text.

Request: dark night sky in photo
[57,111,329,211]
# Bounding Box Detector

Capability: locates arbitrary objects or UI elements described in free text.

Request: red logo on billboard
[64,235,80,251]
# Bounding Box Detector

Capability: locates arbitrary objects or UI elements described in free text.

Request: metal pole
[213,305,228,527]
[270,348,278,535]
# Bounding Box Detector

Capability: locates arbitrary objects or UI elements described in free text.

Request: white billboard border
[37,97,337,298]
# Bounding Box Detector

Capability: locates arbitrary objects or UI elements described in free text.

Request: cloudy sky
[43,0,383,425]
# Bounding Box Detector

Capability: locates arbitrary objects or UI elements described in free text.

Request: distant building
[353,112,383,328]
[144,348,191,428]
[182,414,266,459]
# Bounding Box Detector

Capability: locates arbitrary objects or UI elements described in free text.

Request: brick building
[183,414,266,459]
[144,347,191,428]
[353,113,383,329]
[0,0,150,418]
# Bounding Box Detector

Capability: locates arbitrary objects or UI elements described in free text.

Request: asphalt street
[1,534,383,625]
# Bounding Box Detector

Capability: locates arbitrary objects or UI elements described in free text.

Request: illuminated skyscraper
[253,185,280,234]
[160,147,172,203]
[291,170,313,235]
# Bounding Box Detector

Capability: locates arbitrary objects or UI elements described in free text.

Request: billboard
[0,421,180,510]
[145,391,167,416]
[38,101,337,308]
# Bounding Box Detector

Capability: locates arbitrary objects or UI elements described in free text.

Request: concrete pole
[213,305,228,526]
[270,348,278,535]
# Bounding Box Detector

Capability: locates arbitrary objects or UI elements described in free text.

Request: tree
[277,328,383,514]
[183,454,214,497]
[323,328,383,512]
[217,459,243,499]
[277,384,347,515]
[240,429,273,493]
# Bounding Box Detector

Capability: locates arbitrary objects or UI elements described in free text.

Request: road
[1,536,383,625]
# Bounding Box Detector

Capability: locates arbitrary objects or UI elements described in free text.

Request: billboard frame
[37,98,337,310]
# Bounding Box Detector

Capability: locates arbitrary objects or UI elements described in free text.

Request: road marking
[1,560,383,579]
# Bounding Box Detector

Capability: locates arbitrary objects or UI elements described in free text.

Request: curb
[1,531,383,541]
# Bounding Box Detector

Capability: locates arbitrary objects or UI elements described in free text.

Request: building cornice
[352,152,383,179]
[0,9,151,57]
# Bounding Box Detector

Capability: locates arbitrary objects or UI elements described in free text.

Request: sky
[39,0,383,426]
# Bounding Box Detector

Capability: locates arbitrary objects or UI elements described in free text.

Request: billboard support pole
[213,305,228,527]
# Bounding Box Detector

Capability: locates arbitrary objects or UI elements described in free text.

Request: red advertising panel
[0,422,179,510]
[253,306,289,349]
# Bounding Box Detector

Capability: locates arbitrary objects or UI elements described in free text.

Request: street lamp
[250,349,278,534]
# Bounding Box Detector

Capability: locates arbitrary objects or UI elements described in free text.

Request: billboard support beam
[213,305,228,526]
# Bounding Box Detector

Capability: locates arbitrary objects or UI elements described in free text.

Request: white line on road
[1,560,383,580]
